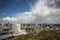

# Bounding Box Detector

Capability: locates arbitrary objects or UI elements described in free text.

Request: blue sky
[0,0,60,24]
[0,0,36,17]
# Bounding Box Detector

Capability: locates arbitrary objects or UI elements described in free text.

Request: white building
[0,23,27,40]
[12,23,27,36]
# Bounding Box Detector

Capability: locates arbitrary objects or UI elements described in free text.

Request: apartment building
[0,23,27,40]
[0,23,12,34]
[21,24,60,34]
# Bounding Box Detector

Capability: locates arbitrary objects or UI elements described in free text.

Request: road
[0,34,12,40]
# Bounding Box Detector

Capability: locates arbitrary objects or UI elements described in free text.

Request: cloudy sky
[0,0,60,24]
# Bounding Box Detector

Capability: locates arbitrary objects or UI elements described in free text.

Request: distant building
[0,23,60,39]
[0,23,12,34]
[21,24,60,34]
[0,23,27,39]
[12,23,27,36]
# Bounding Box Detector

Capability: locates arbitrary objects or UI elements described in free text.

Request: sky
[0,0,36,17]
[0,0,60,24]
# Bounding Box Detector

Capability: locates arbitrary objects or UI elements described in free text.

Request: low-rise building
[0,23,27,40]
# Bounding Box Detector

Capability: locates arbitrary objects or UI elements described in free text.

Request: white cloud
[2,17,17,22]
[16,12,36,23]
[16,0,60,24]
